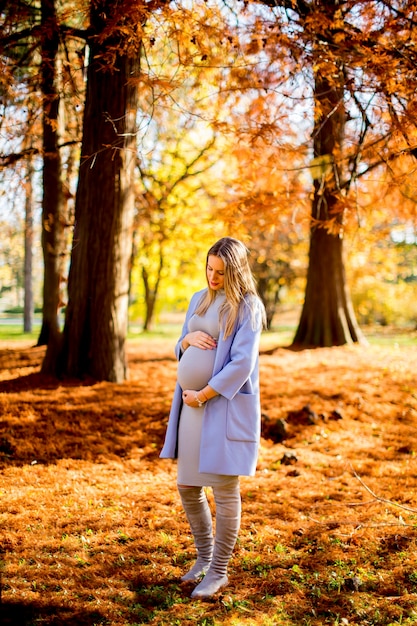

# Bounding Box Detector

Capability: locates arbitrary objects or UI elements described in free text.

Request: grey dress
[176,293,231,486]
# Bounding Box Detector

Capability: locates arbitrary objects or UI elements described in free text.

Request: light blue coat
[160,288,263,476]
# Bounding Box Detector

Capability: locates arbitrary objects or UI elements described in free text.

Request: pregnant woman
[160,237,266,599]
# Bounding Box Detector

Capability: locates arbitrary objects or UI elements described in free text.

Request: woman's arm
[207,303,263,400]
[182,384,218,407]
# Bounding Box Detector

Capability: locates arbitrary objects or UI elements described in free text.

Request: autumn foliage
[1,330,417,625]
[1,0,417,379]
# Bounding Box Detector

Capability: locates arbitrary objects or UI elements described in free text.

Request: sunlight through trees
[1,0,416,379]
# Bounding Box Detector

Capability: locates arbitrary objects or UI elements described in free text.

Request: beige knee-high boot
[178,486,214,582]
[191,479,241,599]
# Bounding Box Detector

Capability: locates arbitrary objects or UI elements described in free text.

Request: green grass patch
[1,318,416,348]
[365,331,417,346]
[0,323,40,342]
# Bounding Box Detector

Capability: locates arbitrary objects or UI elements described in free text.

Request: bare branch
[0,147,39,168]
[350,463,417,515]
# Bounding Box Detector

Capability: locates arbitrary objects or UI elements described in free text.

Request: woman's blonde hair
[195,237,266,338]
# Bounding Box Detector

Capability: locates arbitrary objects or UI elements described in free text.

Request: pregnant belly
[177,346,217,390]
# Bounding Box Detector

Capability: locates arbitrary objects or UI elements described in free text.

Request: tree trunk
[23,156,34,333]
[142,252,163,331]
[293,228,364,346]
[37,0,64,355]
[57,2,141,381]
[292,0,365,347]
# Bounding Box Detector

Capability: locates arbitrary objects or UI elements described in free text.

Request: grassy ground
[0,323,417,625]
[1,314,416,347]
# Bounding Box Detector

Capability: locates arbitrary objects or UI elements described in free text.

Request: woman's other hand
[182,331,217,351]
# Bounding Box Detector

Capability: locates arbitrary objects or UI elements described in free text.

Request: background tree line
[0,0,416,381]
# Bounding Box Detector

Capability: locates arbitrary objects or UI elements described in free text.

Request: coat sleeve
[208,299,263,400]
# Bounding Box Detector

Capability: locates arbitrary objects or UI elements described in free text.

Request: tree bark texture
[292,0,365,347]
[38,0,64,354]
[293,227,364,346]
[59,1,141,381]
[24,156,34,333]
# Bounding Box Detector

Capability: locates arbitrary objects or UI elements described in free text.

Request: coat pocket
[226,393,259,442]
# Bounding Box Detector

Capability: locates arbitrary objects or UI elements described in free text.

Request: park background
[1,0,417,625]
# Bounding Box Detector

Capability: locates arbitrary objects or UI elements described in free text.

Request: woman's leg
[191,477,241,599]
[177,485,214,581]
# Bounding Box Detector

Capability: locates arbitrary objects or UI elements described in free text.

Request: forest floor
[1,329,417,626]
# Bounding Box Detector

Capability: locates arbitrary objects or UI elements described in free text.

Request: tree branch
[350,462,417,515]
[0,147,39,168]
[0,140,80,169]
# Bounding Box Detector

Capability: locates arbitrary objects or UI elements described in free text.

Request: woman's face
[207,255,225,291]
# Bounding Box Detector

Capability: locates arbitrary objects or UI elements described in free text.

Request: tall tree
[0,0,80,343]
[56,0,151,381]
[291,0,364,345]
[250,0,417,346]
[23,154,34,333]
[0,0,43,326]
[37,0,65,352]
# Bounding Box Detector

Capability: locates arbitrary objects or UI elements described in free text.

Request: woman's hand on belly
[182,389,203,407]
[182,331,217,351]
[182,386,218,407]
